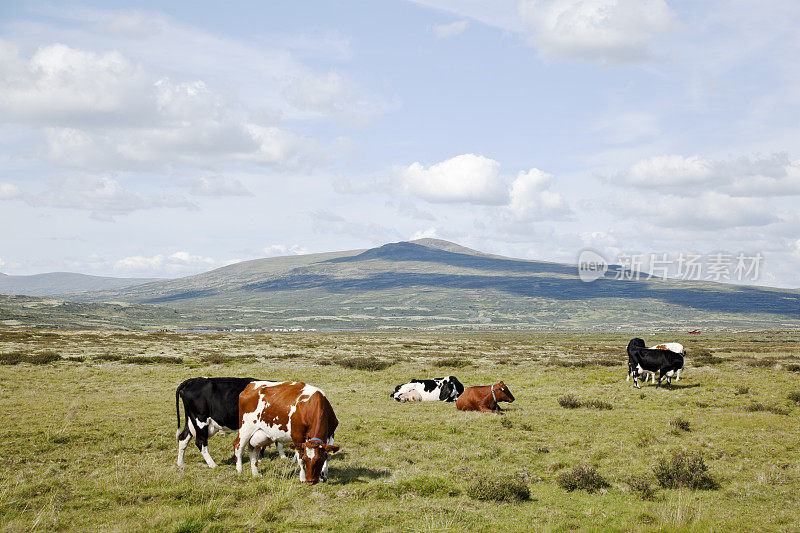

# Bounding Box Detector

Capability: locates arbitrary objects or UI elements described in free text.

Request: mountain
[64,238,800,331]
[0,272,162,297]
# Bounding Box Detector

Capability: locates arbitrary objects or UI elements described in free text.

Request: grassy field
[1,329,799,531]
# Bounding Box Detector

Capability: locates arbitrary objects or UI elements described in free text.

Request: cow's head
[494,381,515,403]
[290,439,340,484]
[627,338,646,353]
[439,376,464,402]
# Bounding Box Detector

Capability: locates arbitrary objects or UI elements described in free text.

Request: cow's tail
[175,382,184,430]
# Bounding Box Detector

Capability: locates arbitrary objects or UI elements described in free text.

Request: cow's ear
[324,445,340,453]
[289,442,303,450]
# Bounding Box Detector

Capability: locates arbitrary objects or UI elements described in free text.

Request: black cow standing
[626,338,684,389]
[175,377,257,468]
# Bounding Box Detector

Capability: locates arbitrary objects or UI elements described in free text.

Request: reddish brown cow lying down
[456,381,515,413]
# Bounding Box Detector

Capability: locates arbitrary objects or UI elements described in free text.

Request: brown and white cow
[234,381,339,483]
[455,381,515,413]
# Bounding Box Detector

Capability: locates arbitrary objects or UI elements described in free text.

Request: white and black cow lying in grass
[392,376,464,402]
[176,376,269,468]
[626,338,684,389]
[234,381,340,484]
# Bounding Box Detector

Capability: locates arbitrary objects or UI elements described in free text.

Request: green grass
[0,329,799,530]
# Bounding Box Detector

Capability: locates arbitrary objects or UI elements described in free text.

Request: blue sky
[1,1,799,287]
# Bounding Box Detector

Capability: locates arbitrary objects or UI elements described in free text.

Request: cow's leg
[633,373,641,389]
[676,368,681,381]
[176,425,192,467]
[234,430,249,474]
[250,445,261,477]
[276,441,287,459]
[192,418,217,468]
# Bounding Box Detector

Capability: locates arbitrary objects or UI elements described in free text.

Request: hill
[0,272,162,297]
[61,238,800,331]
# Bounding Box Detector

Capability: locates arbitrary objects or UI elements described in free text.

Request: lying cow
[650,342,686,381]
[176,376,262,468]
[234,381,340,483]
[627,338,684,389]
[392,376,464,402]
[455,381,515,413]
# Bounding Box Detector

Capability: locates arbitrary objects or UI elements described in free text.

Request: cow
[455,381,515,413]
[391,376,464,402]
[650,342,686,381]
[234,381,340,483]
[397,389,423,402]
[626,338,684,389]
[175,376,277,468]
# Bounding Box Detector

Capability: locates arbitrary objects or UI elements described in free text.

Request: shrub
[558,394,582,409]
[788,391,800,404]
[432,357,472,368]
[746,402,789,416]
[201,353,232,365]
[556,465,609,493]
[734,386,750,395]
[670,416,691,432]
[654,452,718,490]
[585,399,613,410]
[747,358,776,368]
[0,351,25,365]
[786,364,800,372]
[335,356,394,371]
[626,475,657,500]
[122,356,184,365]
[500,417,513,429]
[26,351,62,365]
[466,475,530,502]
[93,354,123,362]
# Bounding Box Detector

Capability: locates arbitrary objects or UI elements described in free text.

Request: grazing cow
[650,342,686,381]
[176,376,272,468]
[455,382,515,413]
[398,390,423,402]
[626,338,684,389]
[234,381,340,483]
[392,376,464,402]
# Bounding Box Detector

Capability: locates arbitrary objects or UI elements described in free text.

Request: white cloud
[507,168,570,220]
[410,227,438,240]
[517,0,678,65]
[433,20,469,38]
[185,176,253,197]
[615,152,800,197]
[26,176,195,220]
[398,153,508,204]
[262,244,309,257]
[792,239,800,260]
[620,192,780,230]
[0,182,22,200]
[113,251,216,272]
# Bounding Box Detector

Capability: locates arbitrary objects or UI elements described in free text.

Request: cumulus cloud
[517,0,678,66]
[262,244,309,257]
[410,227,438,239]
[397,154,508,204]
[0,41,317,172]
[507,168,570,220]
[433,20,469,38]
[113,251,216,272]
[0,182,22,200]
[184,176,253,197]
[615,152,800,197]
[619,192,780,230]
[26,176,195,220]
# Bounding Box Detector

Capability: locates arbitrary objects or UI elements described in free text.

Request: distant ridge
[61,239,800,331]
[0,272,162,297]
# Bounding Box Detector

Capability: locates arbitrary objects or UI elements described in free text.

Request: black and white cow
[626,339,684,389]
[650,342,686,381]
[176,376,275,468]
[392,376,464,402]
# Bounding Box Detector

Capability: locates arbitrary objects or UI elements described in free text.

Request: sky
[1,0,799,288]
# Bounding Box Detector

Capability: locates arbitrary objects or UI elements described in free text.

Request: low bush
[670,416,691,432]
[654,451,718,490]
[788,391,800,404]
[200,353,233,365]
[500,417,513,429]
[466,475,530,502]
[626,475,657,500]
[747,358,776,368]
[27,351,62,365]
[585,399,613,410]
[0,351,25,365]
[746,402,789,416]
[122,356,184,365]
[93,354,123,362]
[335,356,394,371]
[734,386,750,395]
[556,465,609,493]
[786,364,800,372]
[432,357,472,368]
[558,394,582,408]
